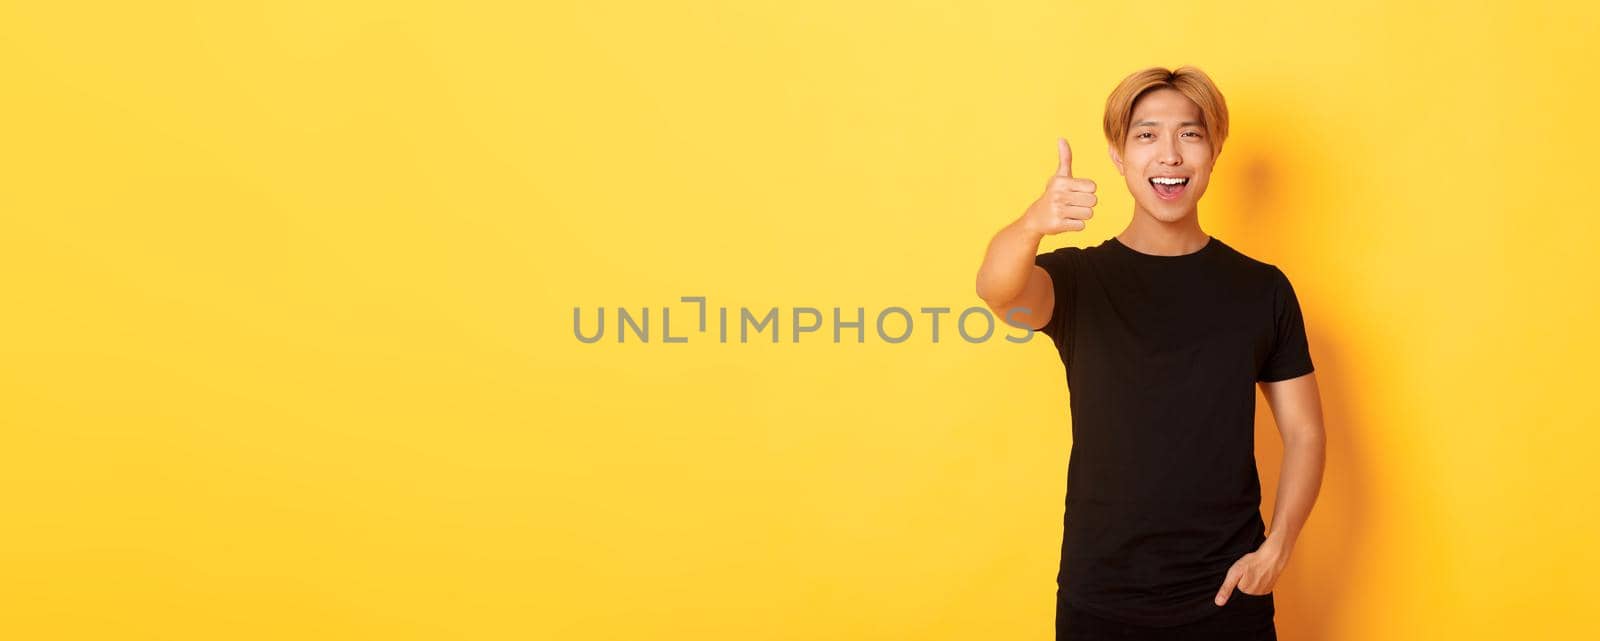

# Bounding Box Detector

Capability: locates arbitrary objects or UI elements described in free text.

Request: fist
[1021,137,1097,236]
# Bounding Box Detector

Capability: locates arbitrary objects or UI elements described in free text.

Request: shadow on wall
[1217,99,1373,641]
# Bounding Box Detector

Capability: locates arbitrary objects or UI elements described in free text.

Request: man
[974,66,1326,640]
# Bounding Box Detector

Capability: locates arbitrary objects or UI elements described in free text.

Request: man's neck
[1116,213,1208,256]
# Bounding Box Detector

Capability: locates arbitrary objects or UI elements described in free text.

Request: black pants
[1057,588,1277,641]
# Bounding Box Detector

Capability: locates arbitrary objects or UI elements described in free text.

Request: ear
[1108,143,1125,176]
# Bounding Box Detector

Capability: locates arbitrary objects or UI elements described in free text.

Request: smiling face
[1108,88,1216,223]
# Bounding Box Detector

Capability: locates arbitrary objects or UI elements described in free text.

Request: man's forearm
[1263,432,1325,556]
[975,217,1044,307]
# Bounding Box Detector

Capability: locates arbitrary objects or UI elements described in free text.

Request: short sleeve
[1032,247,1078,347]
[1258,267,1315,382]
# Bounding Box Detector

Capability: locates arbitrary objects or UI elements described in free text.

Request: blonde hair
[1103,66,1230,160]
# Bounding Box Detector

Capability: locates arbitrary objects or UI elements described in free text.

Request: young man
[974,66,1326,640]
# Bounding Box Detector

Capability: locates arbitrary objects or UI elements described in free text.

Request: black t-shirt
[1032,234,1314,627]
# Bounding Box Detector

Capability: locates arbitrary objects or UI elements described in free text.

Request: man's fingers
[1032,137,1090,234]
[1047,176,1096,194]
[1056,137,1073,178]
[1056,205,1094,220]
[1215,569,1242,605]
[1055,190,1097,209]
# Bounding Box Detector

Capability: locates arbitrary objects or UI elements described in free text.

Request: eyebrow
[1133,120,1204,127]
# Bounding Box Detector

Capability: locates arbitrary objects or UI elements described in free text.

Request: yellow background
[3,1,1597,639]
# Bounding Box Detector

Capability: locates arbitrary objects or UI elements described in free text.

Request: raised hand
[1020,137,1097,236]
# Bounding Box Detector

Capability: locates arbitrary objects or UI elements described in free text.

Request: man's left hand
[1213,538,1290,605]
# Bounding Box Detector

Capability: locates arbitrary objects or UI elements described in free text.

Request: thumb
[1056,137,1073,178]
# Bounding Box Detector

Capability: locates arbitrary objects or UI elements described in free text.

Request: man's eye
[1183,131,1201,138]
[1137,132,1152,139]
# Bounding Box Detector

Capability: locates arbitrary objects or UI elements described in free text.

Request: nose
[1160,136,1182,166]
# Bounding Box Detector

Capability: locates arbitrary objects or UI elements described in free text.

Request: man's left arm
[1214,371,1326,604]
[1260,370,1327,554]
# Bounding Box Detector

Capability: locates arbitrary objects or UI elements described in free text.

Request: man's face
[1109,88,1216,223]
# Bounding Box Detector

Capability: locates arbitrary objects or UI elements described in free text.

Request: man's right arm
[976,221,1055,331]
[974,137,1098,330]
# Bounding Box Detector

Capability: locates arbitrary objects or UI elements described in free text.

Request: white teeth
[1151,177,1188,185]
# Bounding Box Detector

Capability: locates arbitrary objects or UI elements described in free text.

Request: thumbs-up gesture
[1021,137,1097,236]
